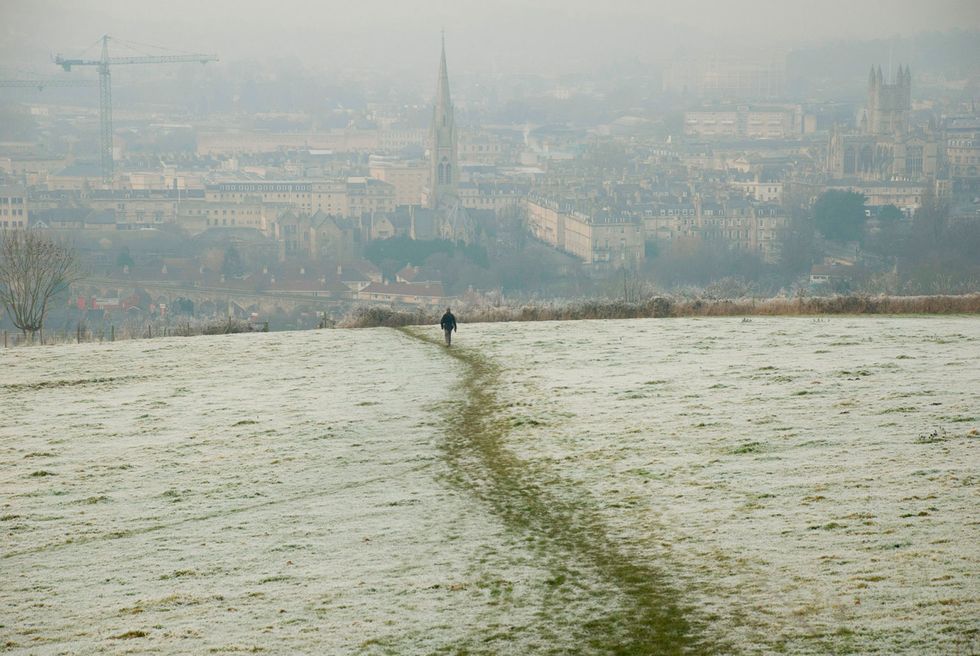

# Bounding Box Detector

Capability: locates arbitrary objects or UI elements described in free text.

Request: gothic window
[859,145,874,173]
[445,163,452,184]
[844,147,856,174]
[906,146,923,174]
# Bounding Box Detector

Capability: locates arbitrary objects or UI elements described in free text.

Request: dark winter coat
[440,312,457,331]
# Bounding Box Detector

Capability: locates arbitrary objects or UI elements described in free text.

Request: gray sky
[2,0,979,75]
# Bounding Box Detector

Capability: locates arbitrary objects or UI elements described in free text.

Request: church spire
[434,31,452,130]
[429,32,458,210]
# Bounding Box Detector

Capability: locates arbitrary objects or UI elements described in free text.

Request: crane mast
[54,35,218,185]
[98,36,112,184]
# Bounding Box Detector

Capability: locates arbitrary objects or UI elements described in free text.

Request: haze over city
[3,0,980,74]
[1,1,978,654]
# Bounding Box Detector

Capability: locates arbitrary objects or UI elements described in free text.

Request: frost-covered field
[2,317,978,654]
[0,331,568,654]
[465,316,979,654]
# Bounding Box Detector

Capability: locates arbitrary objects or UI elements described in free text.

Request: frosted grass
[3,317,977,654]
[0,330,561,654]
[462,316,979,654]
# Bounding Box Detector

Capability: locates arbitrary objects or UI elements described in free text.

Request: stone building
[0,185,29,229]
[827,65,938,193]
[368,158,428,206]
[684,105,802,139]
[526,196,644,268]
[642,197,786,262]
[867,65,911,136]
[944,116,980,196]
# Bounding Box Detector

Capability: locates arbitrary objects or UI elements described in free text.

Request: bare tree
[0,229,82,343]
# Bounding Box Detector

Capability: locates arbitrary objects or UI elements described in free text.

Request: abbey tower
[867,65,911,136]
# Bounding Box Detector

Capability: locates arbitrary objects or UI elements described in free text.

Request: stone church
[828,65,938,182]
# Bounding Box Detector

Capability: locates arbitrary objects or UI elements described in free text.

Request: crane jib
[52,36,217,184]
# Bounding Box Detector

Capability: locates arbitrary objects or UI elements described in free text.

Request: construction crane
[55,35,217,183]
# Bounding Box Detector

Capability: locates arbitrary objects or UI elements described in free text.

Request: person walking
[440,307,457,346]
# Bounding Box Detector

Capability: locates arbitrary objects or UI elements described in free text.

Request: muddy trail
[403,327,717,656]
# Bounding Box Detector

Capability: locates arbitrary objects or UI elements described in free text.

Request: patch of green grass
[732,442,765,455]
[837,370,872,377]
[1,375,147,391]
[509,415,545,427]
[159,569,197,580]
[74,495,110,505]
[880,406,918,414]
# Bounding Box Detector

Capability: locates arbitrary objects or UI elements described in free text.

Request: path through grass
[402,328,717,655]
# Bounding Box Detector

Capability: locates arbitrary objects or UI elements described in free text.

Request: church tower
[429,34,458,209]
[867,64,911,136]
[425,35,474,244]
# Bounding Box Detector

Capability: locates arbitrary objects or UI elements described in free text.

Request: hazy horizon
[2,0,979,78]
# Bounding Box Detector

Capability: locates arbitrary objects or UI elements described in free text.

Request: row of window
[0,209,25,216]
[0,197,25,204]
[185,208,260,216]
[204,217,259,227]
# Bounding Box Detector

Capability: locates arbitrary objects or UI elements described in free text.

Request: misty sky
[2,0,979,76]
